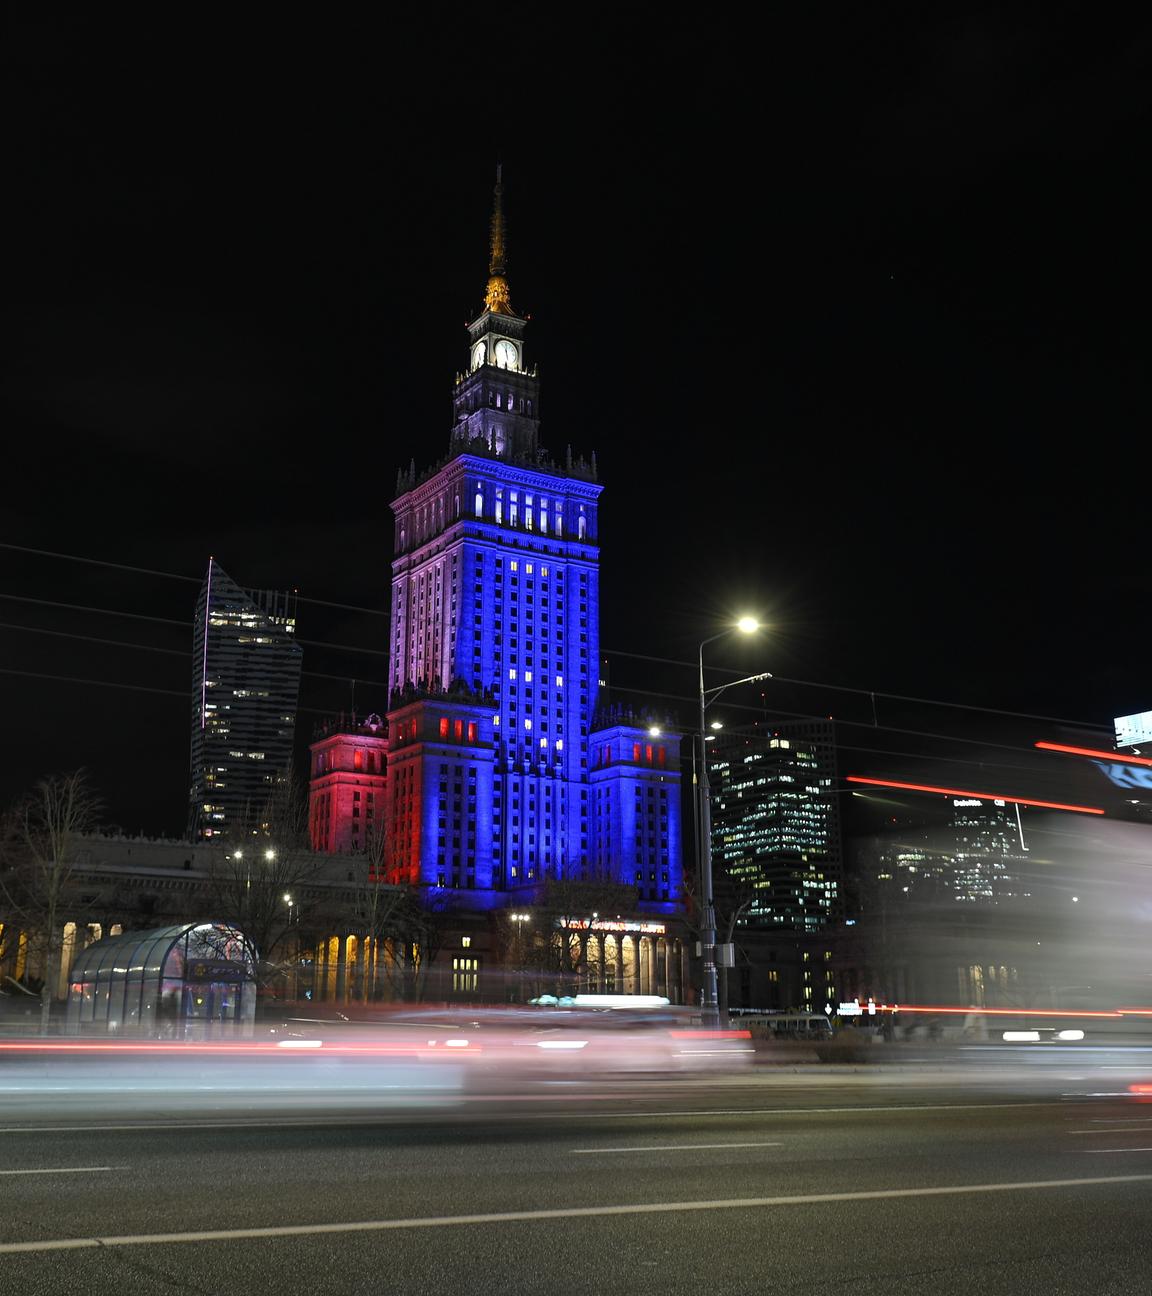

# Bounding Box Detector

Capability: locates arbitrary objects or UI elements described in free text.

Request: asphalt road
[2,1069,1152,1294]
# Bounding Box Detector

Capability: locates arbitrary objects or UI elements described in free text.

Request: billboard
[1115,710,1152,749]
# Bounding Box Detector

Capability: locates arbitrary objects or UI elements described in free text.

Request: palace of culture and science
[308,172,685,919]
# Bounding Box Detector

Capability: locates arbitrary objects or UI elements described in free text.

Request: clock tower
[383,168,683,932]
[451,166,539,461]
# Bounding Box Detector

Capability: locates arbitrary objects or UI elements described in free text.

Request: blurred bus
[734,1011,834,1041]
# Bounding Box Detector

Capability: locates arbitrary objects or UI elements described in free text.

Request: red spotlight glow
[846,776,1105,815]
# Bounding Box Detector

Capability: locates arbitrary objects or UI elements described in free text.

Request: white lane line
[572,1142,782,1155]
[1069,1128,1152,1135]
[1083,1117,1152,1123]
[0,1166,124,1176]
[563,1102,1063,1118]
[1083,1147,1152,1154]
[2,1175,1150,1254]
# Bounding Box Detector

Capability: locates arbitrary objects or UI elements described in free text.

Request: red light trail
[846,776,1105,814]
[1034,740,1152,768]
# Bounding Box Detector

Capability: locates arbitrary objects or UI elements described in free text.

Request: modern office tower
[709,719,842,929]
[308,714,388,855]
[382,171,682,912]
[869,795,1026,905]
[188,559,303,841]
[948,796,1024,902]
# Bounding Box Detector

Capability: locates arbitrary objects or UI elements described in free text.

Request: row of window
[473,486,590,540]
[594,743,667,768]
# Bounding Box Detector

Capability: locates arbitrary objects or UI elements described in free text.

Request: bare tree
[203,779,322,990]
[346,825,413,1003]
[0,770,104,1033]
[516,863,640,998]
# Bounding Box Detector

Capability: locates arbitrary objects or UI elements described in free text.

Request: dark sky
[3,9,1148,835]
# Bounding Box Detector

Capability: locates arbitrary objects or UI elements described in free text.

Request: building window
[474,489,483,518]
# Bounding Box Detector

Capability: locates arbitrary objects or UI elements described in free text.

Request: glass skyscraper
[188,559,303,841]
[710,719,842,929]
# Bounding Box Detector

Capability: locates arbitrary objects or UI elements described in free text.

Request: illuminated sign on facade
[559,918,667,935]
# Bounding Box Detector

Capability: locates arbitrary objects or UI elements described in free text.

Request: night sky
[3,10,1148,836]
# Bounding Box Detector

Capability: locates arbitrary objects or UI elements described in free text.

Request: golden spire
[483,164,515,317]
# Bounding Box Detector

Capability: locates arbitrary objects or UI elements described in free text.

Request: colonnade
[567,932,686,1002]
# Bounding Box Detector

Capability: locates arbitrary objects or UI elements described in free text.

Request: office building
[188,559,303,840]
[710,719,842,930]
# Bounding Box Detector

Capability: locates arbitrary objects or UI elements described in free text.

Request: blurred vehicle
[735,1011,835,1042]
[376,998,754,1086]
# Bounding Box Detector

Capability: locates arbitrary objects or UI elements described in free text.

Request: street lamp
[696,616,769,1028]
[283,894,297,1001]
[510,912,531,1002]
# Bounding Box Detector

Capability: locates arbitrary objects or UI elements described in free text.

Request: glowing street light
[696,616,768,1028]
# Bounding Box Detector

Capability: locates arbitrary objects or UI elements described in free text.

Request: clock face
[494,339,518,369]
[472,343,486,369]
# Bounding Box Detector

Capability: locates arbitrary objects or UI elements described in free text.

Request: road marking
[590,1102,1064,1118]
[0,1166,124,1176]
[1,1175,1150,1253]
[1083,1147,1152,1154]
[572,1142,783,1155]
[1070,1128,1152,1135]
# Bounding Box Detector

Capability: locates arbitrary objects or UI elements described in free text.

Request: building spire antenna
[483,163,515,317]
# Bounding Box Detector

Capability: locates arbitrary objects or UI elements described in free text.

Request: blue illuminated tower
[383,171,682,914]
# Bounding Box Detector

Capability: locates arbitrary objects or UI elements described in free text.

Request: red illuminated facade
[308,714,388,855]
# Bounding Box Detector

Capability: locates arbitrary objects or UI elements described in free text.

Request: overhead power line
[603,648,1110,731]
[0,541,386,617]
[0,592,189,628]
[0,567,1112,733]
[0,668,365,720]
[0,622,187,657]
[0,623,388,689]
[0,592,388,657]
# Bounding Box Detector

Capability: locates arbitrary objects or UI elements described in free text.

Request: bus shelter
[66,922,257,1036]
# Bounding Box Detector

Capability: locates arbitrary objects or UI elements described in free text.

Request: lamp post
[696,616,768,1028]
[283,893,297,1001]
[510,912,531,1002]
